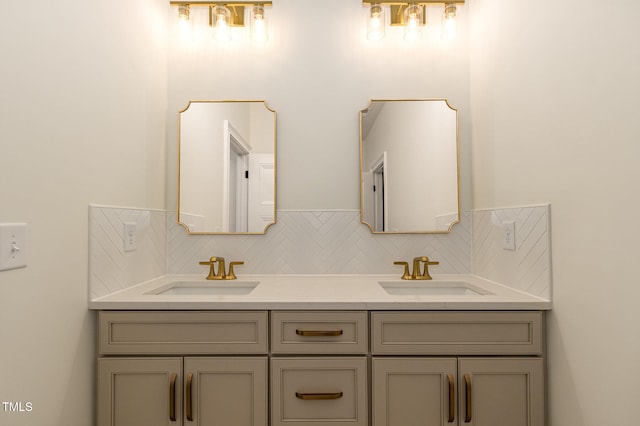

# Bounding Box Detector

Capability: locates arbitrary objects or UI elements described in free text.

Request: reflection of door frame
[371,152,388,232]
[222,120,251,232]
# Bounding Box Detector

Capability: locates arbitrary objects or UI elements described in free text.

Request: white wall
[469,0,640,424]
[0,1,167,425]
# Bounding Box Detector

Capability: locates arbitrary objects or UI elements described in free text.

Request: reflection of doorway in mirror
[371,152,388,232]
[223,120,251,232]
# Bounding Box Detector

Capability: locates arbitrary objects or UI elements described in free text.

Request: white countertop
[89,274,551,310]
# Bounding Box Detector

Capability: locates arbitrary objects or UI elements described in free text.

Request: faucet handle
[422,257,439,280]
[394,261,412,280]
[225,261,244,280]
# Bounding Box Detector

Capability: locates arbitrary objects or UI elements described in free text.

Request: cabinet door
[184,357,267,426]
[458,358,544,426]
[97,357,183,426]
[372,358,458,426]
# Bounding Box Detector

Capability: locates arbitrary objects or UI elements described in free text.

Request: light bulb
[403,4,423,41]
[211,5,232,42]
[177,4,193,41]
[367,4,385,41]
[442,4,457,41]
[251,5,268,42]
[178,4,190,22]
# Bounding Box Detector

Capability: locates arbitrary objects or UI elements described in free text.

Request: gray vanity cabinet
[370,311,545,426]
[96,311,269,426]
[96,310,545,426]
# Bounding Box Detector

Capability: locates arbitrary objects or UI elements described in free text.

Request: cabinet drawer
[271,357,368,426]
[371,311,543,355]
[271,311,368,354]
[99,311,268,355]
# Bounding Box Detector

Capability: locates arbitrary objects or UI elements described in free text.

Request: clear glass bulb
[367,4,385,41]
[251,5,269,42]
[212,5,232,42]
[403,4,423,41]
[442,4,457,41]
[177,4,193,41]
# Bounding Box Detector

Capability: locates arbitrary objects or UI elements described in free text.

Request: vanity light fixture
[170,1,272,42]
[363,1,464,42]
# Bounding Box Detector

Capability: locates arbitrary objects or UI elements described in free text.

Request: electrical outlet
[502,221,516,251]
[123,222,137,252]
[0,223,28,272]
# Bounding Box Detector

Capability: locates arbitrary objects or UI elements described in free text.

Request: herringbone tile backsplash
[168,211,472,275]
[89,205,551,301]
[472,205,552,300]
[89,206,167,300]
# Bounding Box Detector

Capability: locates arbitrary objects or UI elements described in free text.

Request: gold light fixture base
[228,5,245,26]
[390,4,426,26]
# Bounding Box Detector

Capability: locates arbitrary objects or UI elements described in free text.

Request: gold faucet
[199,256,245,280]
[394,256,439,280]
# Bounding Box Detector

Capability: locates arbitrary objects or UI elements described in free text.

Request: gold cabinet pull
[447,373,455,423]
[464,373,472,423]
[186,373,193,421]
[295,392,344,400]
[295,329,344,337]
[169,372,177,422]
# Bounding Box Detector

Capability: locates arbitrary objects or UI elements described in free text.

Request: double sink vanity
[90,98,550,425]
[92,267,549,426]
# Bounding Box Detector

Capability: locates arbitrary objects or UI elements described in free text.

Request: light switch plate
[502,220,516,251]
[0,223,28,272]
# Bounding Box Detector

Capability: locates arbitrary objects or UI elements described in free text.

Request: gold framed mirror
[178,100,276,234]
[360,99,460,233]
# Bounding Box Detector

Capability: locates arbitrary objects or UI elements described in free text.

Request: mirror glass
[178,100,276,234]
[360,99,459,233]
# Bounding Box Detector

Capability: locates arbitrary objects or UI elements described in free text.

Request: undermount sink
[146,281,259,296]
[378,281,493,296]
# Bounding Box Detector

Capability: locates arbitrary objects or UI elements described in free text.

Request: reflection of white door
[248,153,275,232]
[228,145,248,232]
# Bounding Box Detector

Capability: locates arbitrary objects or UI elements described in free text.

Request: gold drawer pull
[169,372,177,422]
[464,373,472,423]
[186,373,193,421]
[447,373,455,423]
[296,392,344,400]
[295,329,344,337]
